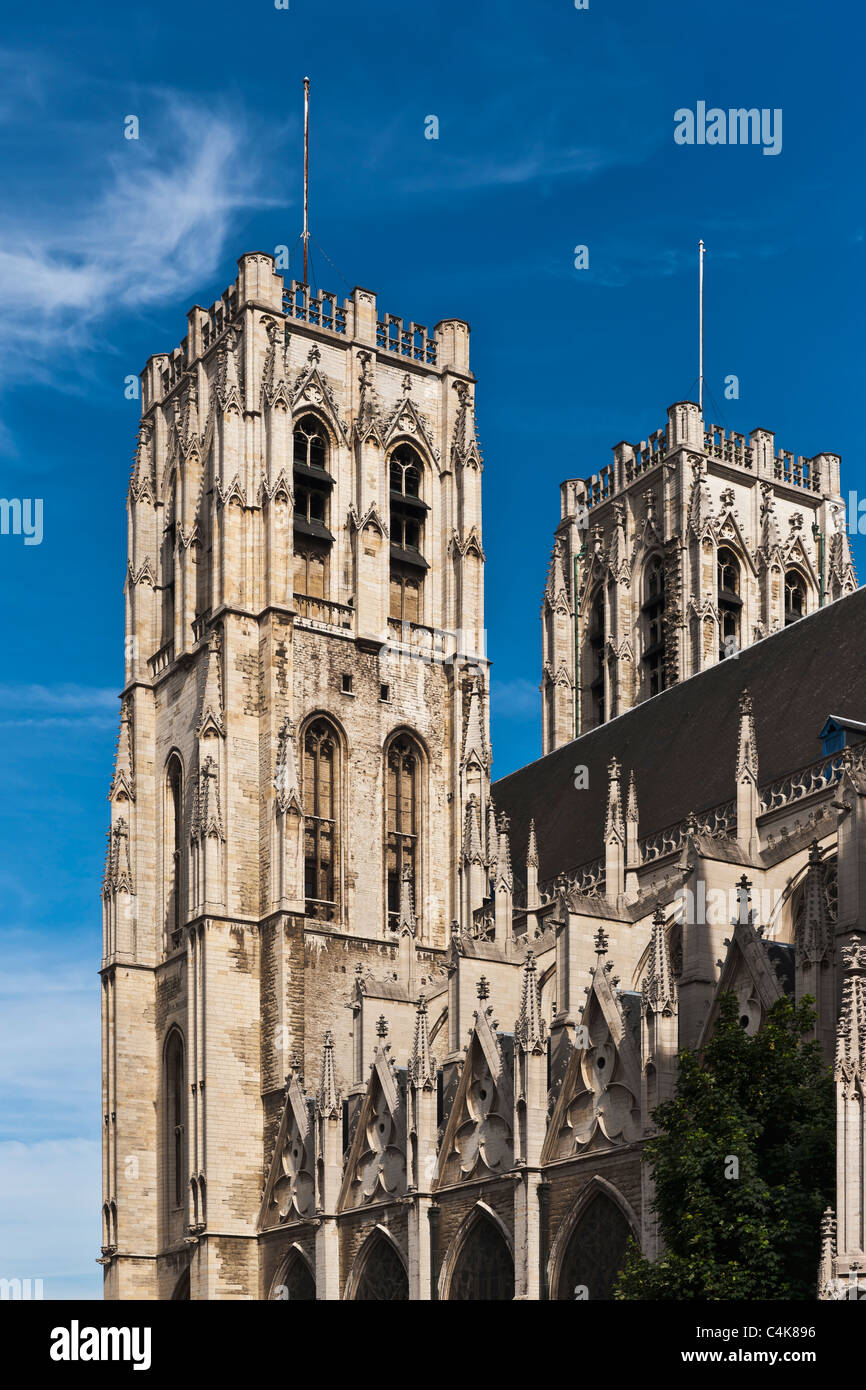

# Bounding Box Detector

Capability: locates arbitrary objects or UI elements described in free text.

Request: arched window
[161,493,176,648]
[390,448,421,500]
[164,1031,186,1217]
[588,590,605,726]
[166,755,183,946]
[354,1236,409,1301]
[717,546,742,658]
[293,415,333,605]
[293,414,327,471]
[302,719,341,921]
[386,734,421,931]
[448,1215,514,1301]
[556,1192,632,1300]
[785,569,807,626]
[275,1253,316,1301]
[388,444,427,623]
[641,557,666,696]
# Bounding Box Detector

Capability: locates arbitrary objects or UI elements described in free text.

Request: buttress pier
[100,254,490,1299]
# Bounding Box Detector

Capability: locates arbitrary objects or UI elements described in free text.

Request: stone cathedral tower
[541,401,857,752]
[100,253,490,1299]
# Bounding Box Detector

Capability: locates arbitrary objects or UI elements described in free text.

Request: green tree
[615,992,834,1300]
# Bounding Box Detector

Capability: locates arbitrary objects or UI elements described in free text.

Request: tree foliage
[614,992,834,1300]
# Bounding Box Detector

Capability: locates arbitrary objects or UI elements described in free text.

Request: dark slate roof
[494,586,866,889]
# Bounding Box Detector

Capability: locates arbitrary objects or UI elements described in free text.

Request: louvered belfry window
[303,719,339,920]
[386,735,419,930]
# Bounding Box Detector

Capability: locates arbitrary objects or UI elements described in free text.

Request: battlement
[141,251,470,409]
[561,400,842,518]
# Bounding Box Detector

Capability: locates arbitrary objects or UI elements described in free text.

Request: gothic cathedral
[101,252,866,1301]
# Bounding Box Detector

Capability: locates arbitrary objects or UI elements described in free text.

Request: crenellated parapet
[542,401,856,751]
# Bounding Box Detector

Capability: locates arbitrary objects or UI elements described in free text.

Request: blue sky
[0,0,863,1299]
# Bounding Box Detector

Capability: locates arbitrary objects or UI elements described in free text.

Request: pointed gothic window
[641,556,666,696]
[388,445,427,624]
[293,415,334,606]
[302,718,341,921]
[276,1253,316,1301]
[556,1192,632,1300]
[588,590,606,726]
[354,1236,409,1300]
[448,1215,514,1301]
[386,733,420,931]
[293,414,327,471]
[717,546,742,658]
[166,755,183,947]
[164,1030,186,1216]
[784,569,807,626]
[161,510,176,649]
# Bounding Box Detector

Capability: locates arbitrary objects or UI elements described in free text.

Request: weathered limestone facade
[101,255,865,1301]
[100,254,491,1299]
[541,401,857,751]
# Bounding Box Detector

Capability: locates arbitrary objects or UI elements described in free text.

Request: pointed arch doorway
[554,1189,633,1300]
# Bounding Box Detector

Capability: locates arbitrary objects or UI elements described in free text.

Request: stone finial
[835,962,866,1082]
[409,995,436,1090]
[129,419,155,501]
[376,1014,389,1039]
[526,819,539,870]
[196,628,225,739]
[626,770,639,825]
[594,926,609,957]
[461,677,488,770]
[817,1207,837,1300]
[643,904,676,1013]
[274,715,301,814]
[494,813,513,892]
[486,799,498,870]
[687,457,715,535]
[109,699,136,804]
[398,862,417,936]
[462,793,484,865]
[516,950,545,1053]
[800,840,831,964]
[476,976,490,1002]
[736,689,758,783]
[605,757,624,841]
[316,1031,340,1118]
[735,875,753,925]
[759,483,782,552]
[193,755,224,842]
[545,536,570,606]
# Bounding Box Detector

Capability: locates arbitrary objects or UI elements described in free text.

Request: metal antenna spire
[303,76,310,286]
[698,239,706,413]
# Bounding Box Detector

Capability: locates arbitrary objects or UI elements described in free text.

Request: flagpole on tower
[698,239,705,413]
[303,76,310,286]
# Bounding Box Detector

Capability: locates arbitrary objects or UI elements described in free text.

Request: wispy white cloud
[0,684,118,727]
[0,684,116,710]
[0,1140,101,1300]
[0,87,282,387]
[401,142,619,195]
[0,929,96,1145]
